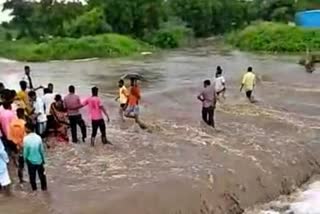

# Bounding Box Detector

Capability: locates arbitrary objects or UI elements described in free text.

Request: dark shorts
[120,103,127,110]
[246,90,253,99]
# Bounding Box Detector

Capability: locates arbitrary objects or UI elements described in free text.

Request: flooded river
[1,46,320,214]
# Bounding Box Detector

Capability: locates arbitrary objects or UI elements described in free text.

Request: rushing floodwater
[0,47,320,214]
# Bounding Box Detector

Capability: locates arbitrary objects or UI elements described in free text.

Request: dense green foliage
[0,0,319,60]
[0,34,151,61]
[228,22,320,52]
[145,19,193,48]
[5,0,319,41]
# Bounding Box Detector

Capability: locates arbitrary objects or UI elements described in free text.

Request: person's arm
[197,91,204,102]
[101,106,110,122]
[240,75,246,92]
[253,75,256,89]
[33,86,44,92]
[222,77,226,87]
[39,141,46,164]
[23,140,29,162]
[99,98,110,122]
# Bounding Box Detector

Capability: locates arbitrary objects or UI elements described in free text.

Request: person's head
[92,87,98,96]
[216,66,223,77]
[48,83,54,92]
[247,66,253,72]
[16,108,25,119]
[68,85,75,94]
[130,78,137,87]
[28,91,36,101]
[55,94,62,102]
[118,79,124,88]
[44,88,50,95]
[1,89,15,103]
[2,101,11,110]
[25,122,35,134]
[19,80,27,91]
[24,65,30,75]
[203,80,211,88]
[0,82,5,91]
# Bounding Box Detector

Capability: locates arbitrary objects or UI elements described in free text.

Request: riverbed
[0,47,320,214]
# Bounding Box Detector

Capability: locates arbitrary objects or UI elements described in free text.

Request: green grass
[227,22,320,53]
[0,34,152,62]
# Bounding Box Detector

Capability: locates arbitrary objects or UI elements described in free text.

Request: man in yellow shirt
[116,79,129,121]
[240,67,256,102]
[16,81,32,114]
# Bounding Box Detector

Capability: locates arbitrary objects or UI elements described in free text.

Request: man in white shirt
[22,66,43,91]
[215,66,226,99]
[28,91,47,138]
[22,66,33,90]
[42,88,55,137]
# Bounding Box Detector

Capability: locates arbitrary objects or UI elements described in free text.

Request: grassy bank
[227,22,320,53]
[0,34,152,62]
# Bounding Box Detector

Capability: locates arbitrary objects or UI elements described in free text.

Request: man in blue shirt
[23,122,47,191]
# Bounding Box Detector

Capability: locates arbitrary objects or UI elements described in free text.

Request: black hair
[25,122,35,132]
[204,80,211,86]
[92,87,98,96]
[248,66,253,72]
[17,108,25,118]
[69,85,75,93]
[19,80,27,90]
[55,94,62,101]
[2,101,11,110]
[119,79,124,84]
[0,82,4,90]
[44,88,50,94]
[28,91,36,98]
[48,83,53,87]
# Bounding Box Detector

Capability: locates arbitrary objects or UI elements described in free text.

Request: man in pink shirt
[83,87,111,146]
[0,102,17,155]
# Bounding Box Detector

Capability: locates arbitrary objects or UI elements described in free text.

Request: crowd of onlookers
[0,66,144,194]
[0,64,256,194]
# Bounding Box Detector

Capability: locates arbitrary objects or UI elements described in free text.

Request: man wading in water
[115,79,129,122]
[197,80,217,128]
[240,66,256,103]
[125,78,147,129]
[83,87,112,146]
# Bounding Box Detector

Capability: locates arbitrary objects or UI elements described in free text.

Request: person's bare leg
[91,137,95,147]
[119,108,125,122]
[135,116,147,129]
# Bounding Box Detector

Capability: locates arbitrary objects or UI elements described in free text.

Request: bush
[227,22,320,52]
[64,8,112,38]
[146,20,193,48]
[0,34,152,61]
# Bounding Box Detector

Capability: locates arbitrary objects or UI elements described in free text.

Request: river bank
[1,47,320,213]
[227,22,320,53]
[0,33,153,62]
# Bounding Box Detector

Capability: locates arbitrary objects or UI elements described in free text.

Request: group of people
[198,66,256,127]
[0,66,144,193]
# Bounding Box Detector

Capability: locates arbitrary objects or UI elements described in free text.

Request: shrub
[0,34,152,61]
[227,22,320,52]
[146,20,193,48]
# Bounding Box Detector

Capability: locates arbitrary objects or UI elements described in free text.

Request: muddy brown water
[1,47,320,214]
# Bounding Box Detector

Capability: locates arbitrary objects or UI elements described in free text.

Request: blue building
[296,10,320,28]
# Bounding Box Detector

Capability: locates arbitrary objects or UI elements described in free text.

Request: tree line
[2,0,320,41]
